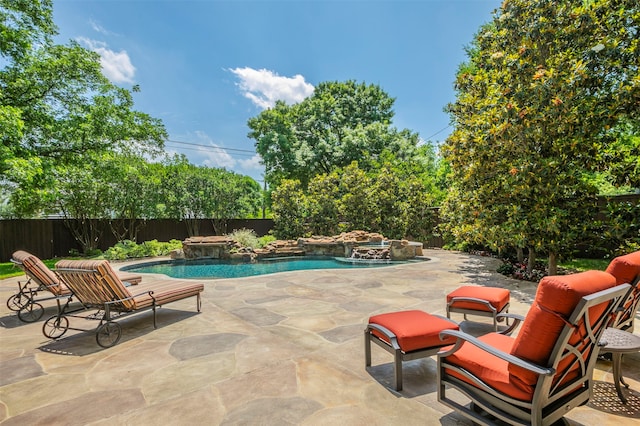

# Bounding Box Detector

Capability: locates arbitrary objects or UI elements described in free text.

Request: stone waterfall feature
[180,231,424,262]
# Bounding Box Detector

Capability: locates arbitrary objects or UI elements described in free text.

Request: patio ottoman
[446,285,510,331]
[365,310,459,391]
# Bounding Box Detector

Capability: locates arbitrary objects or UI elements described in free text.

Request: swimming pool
[122,256,417,279]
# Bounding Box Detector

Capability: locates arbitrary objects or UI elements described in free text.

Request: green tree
[158,156,262,236]
[248,80,420,187]
[0,0,54,149]
[1,1,167,222]
[337,163,377,232]
[604,121,640,190]
[51,155,113,253]
[209,173,262,235]
[270,179,308,239]
[270,156,439,241]
[103,154,163,242]
[306,171,341,236]
[442,0,639,273]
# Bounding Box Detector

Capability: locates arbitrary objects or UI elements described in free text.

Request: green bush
[258,234,277,247]
[103,239,182,260]
[227,229,260,249]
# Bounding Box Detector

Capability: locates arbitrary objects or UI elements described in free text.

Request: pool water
[123,256,413,279]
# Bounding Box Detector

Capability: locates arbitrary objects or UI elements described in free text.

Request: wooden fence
[0,217,446,261]
[0,219,275,261]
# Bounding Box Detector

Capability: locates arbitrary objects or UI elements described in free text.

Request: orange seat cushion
[369,310,459,352]
[447,286,510,312]
[443,332,534,401]
[605,251,640,285]
[509,270,617,387]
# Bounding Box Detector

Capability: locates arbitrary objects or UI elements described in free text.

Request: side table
[600,327,640,403]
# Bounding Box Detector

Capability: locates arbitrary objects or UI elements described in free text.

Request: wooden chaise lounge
[44,259,203,348]
[8,250,141,323]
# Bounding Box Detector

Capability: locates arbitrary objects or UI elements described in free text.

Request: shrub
[227,228,260,249]
[258,234,277,247]
[103,239,182,260]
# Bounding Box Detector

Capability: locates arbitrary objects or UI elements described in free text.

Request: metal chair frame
[365,313,522,391]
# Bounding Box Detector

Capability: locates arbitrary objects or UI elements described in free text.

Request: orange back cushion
[605,251,640,285]
[508,270,616,386]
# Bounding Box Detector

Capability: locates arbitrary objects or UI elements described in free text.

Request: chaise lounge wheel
[18,302,44,322]
[7,293,30,311]
[43,315,69,339]
[96,321,122,348]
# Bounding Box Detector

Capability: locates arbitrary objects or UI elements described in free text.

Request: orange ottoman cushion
[447,286,510,312]
[368,310,459,352]
[605,251,640,285]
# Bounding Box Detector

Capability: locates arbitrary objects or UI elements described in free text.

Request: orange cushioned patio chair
[603,250,640,331]
[44,259,203,348]
[437,270,629,426]
[597,250,640,402]
[7,250,141,323]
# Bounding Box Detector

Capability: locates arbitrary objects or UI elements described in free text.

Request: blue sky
[53,0,501,181]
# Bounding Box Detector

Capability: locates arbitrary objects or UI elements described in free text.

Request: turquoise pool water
[123,256,414,279]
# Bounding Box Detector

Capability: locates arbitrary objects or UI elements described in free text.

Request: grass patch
[1,258,65,280]
[558,258,609,272]
[0,262,24,280]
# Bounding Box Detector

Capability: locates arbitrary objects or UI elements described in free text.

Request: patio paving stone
[1,249,638,425]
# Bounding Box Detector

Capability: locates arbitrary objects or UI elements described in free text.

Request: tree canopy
[441,0,639,272]
[247,80,421,187]
[1,0,166,205]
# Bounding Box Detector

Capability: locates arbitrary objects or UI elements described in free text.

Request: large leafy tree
[103,154,165,242]
[270,179,308,239]
[0,0,54,147]
[442,0,639,273]
[1,0,167,220]
[248,80,420,187]
[50,154,116,253]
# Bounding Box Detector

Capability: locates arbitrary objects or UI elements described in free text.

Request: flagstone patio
[1,249,638,425]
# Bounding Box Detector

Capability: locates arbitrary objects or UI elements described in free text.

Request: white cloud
[78,37,136,84]
[191,131,237,169]
[89,20,115,36]
[202,147,236,169]
[238,154,263,172]
[229,67,314,109]
[166,132,264,181]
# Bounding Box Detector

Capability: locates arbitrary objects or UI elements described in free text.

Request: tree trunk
[65,217,102,254]
[516,247,524,262]
[548,252,558,276]
[211,218,228,236]
[185,218,200,237]
[527,247,536,274]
